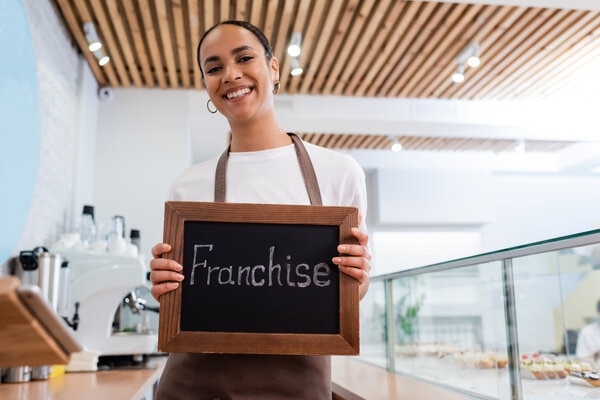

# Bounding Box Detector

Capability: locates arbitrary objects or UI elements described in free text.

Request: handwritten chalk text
[190,244,331,288]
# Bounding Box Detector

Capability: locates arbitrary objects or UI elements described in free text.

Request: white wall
[94,89,197,258]
[482,174,600,250]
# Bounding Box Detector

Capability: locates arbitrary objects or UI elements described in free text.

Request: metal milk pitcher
[36,251,63,312]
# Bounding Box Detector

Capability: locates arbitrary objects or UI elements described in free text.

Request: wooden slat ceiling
[298,133,575,152]
[53,0,600,153]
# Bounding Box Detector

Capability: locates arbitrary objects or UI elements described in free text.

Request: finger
[150,282,180,302]
[351,227,369,247]
[337,264,370,284]
[333,256,370,272]
[151,243,172,259]
[332,245,371,271]
[337,243,371,261]
[150,257,183,273]
[149,269,184,285]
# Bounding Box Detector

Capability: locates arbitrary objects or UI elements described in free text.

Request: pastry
[531,362,546,379]
[554,362,567,379]
[543,359,556,379]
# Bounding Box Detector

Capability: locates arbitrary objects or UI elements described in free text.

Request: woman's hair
[196,20,274,75]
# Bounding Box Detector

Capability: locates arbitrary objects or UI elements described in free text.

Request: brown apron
[156,133,332,400]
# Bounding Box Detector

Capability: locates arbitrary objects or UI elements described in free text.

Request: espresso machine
[60,250,158,357]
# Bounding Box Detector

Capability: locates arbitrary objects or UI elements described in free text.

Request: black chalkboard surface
[158,201,360,355]
[181,221,340,334]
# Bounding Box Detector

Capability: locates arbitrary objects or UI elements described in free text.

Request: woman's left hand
[332,225,371,300]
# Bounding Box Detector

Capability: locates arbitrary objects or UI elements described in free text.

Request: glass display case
[359,229,600,400]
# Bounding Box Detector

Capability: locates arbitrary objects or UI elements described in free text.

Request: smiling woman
[148,20,371,400]
[0,0,40,264]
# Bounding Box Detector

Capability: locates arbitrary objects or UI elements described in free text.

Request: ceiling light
[467,54,481,68]
[88,41,102,52]
[290,57,303,76]
[451,42,480,82]
[390,138,402,152]
[98,55,110,66]
[83,22,102,52]
[287,32,302,57]
[451,64,465,83]
[458,42,480,66]
[84,22,110,66]
[465,43,480,68]
[92,49,110,66]
[515,139,526,153]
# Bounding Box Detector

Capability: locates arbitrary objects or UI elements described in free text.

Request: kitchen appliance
[59,251,157,357]
[3,366,31,383]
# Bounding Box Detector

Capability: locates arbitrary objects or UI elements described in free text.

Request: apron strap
[214,146,229,203]
[214,132,322,205]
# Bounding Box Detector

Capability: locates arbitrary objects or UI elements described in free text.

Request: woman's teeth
[226,88,251,99]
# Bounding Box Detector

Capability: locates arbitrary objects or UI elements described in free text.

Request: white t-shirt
[576,322,600,360]
[169,141,368,229]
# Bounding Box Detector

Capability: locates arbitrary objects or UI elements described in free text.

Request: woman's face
[199,24,279,123]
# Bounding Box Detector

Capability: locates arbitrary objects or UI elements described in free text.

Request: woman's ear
[270,56,280,81]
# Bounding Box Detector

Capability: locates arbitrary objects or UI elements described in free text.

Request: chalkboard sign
[158,201,360,355]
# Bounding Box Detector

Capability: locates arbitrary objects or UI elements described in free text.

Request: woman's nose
[222,64,242,82]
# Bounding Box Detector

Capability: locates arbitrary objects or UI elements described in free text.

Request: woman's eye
[206,66,221,74]
[238,56,253,63]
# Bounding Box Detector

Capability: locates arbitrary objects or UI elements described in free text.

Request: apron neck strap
[214,132,322,205]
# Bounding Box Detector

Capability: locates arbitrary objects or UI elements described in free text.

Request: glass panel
[512,243,600,399]
[359,279,387,367]
[358,230,600,399]
[391,262,510,399]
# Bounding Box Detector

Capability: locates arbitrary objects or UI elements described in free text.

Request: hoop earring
[273,81,280,95]
[206,99,218,114]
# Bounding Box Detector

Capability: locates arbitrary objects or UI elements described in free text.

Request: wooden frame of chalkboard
[158,201,360,355]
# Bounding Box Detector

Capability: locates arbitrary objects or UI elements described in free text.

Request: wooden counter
[2,355,470,399]
[0,357,165,400]
[331,356,471,400]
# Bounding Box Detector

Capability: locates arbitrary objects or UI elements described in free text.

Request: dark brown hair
[196,20,274,76]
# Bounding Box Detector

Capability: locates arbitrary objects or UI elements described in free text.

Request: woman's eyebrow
[231,45,254,55]
[203,45,256,65]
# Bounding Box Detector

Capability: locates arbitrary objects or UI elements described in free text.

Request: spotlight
[287,32,302,57]
[83,22,110,66]
[290,57,303,76]
[451,64,465,84]
[451,42,480,82]
[465,43,480,68]
[83,22,101,52]
[98,55,111,66]
[390,138,402,152]
[458,42,480,66]
[467,54,481,68]
[88,42,102,52]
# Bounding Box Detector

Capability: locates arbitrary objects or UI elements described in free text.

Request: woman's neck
[229,115,291,152]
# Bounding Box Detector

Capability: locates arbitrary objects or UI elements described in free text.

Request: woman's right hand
[149,243,185,301]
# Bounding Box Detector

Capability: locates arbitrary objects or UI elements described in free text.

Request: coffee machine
[60,251,158,357]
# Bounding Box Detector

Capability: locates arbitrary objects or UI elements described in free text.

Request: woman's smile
[225,87,252,100]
